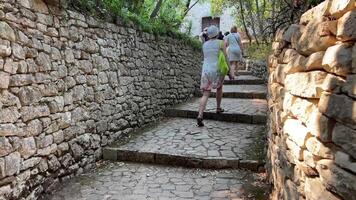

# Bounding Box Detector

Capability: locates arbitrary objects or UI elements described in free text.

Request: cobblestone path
[48,71,270,200]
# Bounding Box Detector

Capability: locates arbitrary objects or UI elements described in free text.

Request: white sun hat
[207,25,219,39]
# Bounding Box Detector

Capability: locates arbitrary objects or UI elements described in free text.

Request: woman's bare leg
[216,86,223,109]
[198,90,210,118]
[229,61,237,79]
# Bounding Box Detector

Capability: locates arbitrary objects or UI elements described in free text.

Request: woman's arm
[223,40,228,57]
[237,34,244,56]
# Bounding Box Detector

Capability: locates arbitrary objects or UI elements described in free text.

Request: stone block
[12,43,25,60]
[36,135,53,149]
[0,107,20,123]
[0,158,4,179]
[307,111,335,142]
[319,92,356,128]
[21,105,50,122]
[78,60,93,74]
[283,179,299,200]
[283,24,301,42]
[3,58,18,74]
[291,25,304,49]
[35,52,52,71]
[9,74,34,87]
[37,143,57,156]
[317,159,356,200]
[52,130,64,144]
[24,119,43,136]
[0,45,11,57]
[303,150,318,168]
[328,0,355,19]
[19,137,36,159]
[18,86,42,106]
[332,123,356,159]
[0,22,16,42]
[285,54,306,74]
[283,119,311,148]
[275,64,287,84]
[322,43,353,77]
[295,19,337,56]
[57,112,71,129]
[335,151,356,173]
[283,92,319,125]
[353,44,356,72]
[69,142,84,161]
[4,152,21,176]
[321,73,346,92]
[78,38,99,53]
[323,20,338,36]
[48,96,64,113]
[0,90,20,108]
[270,83,284,101]
[268,55,279,68]
[306,137,334,159]
[20,157,41,171]
[305,177,340,200]
[0,124,22,137]
[286,139,304,161]
[0,72,10,89]
[341,74,356,98]
[300,1,329,25]
[30,0,49,14]
[0,137,12,157]
[285,71,327,98]
[296,160,319,177]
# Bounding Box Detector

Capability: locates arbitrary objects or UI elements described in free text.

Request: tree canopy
[211,0,324,43]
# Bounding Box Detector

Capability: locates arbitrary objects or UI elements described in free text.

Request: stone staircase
[103,71,268,171]
[48,71,270,200]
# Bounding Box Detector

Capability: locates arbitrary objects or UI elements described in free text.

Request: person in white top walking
[224,26,244,80]
[197,25,227,127]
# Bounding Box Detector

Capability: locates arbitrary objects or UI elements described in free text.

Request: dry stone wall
[0,0,202,199]
[245,59,268,83]
[267,0,356,199]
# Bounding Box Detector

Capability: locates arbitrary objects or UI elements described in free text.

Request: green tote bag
[218,41,229,75]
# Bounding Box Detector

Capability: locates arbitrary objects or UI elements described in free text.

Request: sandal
[197,117,204,127]
[228,74,235,80]
[216,108,225,114]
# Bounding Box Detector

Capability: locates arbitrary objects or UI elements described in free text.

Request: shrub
[245,43,271,61]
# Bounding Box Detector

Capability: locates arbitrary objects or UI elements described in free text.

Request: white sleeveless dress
[200,39,225,91]
[225,33,242,62]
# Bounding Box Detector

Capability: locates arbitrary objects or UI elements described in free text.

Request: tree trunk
[238,0,252,44]
[245,1,260,44]
[182,0,200,18]
[150,0,164,19]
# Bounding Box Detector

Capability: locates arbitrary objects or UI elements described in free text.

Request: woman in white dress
[224,26,244,80]
[197,25,227,127]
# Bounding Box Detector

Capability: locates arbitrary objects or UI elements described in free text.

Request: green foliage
[66,0,201,49]
[245,43,271,61]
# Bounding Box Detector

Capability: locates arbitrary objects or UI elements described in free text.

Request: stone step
[103,118,265,171]
[46,162,269,200]
[165,98,267,124]
[224,75,264,85]
[237,70,253,76]
[210,85,267,99]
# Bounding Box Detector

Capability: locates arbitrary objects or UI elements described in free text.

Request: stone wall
[267,1,356,199]
[0,0,202,199]
[246,59,268,83]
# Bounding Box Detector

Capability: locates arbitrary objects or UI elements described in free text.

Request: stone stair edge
[102,148,264,172]
[164,109,267,124]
